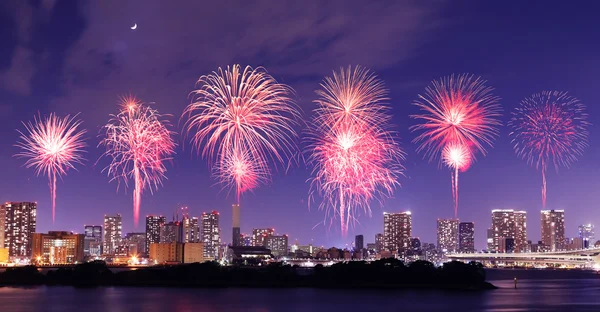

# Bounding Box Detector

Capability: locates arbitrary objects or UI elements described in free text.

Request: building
[541,210,565,251]
[182,216,200,243]
[2,202,37,257]
[375,233,384,253]
[124,232,146,256]
[458,222,475,253]
[232,204,241,246]
[252,228,275,247]
[355,235,364,251]
[0,204,5,249]
[486,228,494,251]
[145,215,166,254]
[160,221,183,243]
[183,242,205,263]
[383,211,412,253]
[83,225,102,257]
[437,219,459,253]
[202,211,220,260]
[149,242,183,264]
[32,231,84,264]
[578,224,594,248]
[241,234,252,246]
[103,214,122,255]
[265,235,288,257]
[490,209,527,253]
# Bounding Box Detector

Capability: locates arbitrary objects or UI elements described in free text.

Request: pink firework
[15,113,86,222]
[412,74,501,218]
[183,64,301,203]
[509,91,589,208]
[442,143,473,217]
[100,97,176,227]
[308,66,404,236]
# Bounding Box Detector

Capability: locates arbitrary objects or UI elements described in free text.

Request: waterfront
[1,270,600,311]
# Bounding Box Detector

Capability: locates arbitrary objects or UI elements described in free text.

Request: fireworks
[100,97,176,227]
[412,74,501,218]
[183,64,301,203]
[307,66,404,236]
[509,91,589,208]
[15,113,86,222]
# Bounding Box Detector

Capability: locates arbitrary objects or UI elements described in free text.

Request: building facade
[265,235,288,257]
[183,242,205,263]
[491,209,527,253]
[375,233,384,253]
[541,209,565,251]
[252,228,275,247]
[355,235,364,251]
[437,219,459,252]
[2,202,37,257]
[232,204,241,246]
[458,222,475,253]
[160,221,183,243]
[32,231,84,264]
[124,232,146,256]
[149,242,183,264]
[83,225,102,257]
[578,224,594,248]
[145,215,166,255]
[183,216,200,243]
[202,211,220,260]
[383,212,411,253]
[103,214,122,255]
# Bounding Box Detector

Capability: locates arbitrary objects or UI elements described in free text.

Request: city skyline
[1,2,599,250]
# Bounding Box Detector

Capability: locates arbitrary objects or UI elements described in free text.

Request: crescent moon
[131,23,137,30]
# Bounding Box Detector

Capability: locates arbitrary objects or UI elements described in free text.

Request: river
[1,269,599,311]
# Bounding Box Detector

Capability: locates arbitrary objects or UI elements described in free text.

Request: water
[1,270,600,311]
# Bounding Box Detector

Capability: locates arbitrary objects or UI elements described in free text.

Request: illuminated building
[182,216,200,243]
[578,224,594,248]
[83,225,102,257]
[355,235,364,251]
[32,231,84,264]
[252,228,275,247]
[183,242,205,263]
[486,228,494,251]
[240,233,252,246]
[124,232,146,256]
[232,204,241,246]
[145,215,166,254]
[437,219,459,252]
[202,211,220,260]
[458,222,475,253]
[541,209,565,251]
[160,221,183,243]
[2,202,37,257]
[103,214,122,255]
[383,211,411,252]
[265,234,288,257]
[0,204,5,249]
[149,242,183,264]
[375,233,384,253]
[490,209,527,253]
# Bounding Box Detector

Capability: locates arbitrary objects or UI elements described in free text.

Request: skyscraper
[265,234,288,257]
[83,225,102,257]
[0,204,6,248]
[375,233,384,253]
[232,204,241,246]
[252,228,275,247]
[160,221,183,243]
[514,210,527,253]
[103,214,122,255]
[383,211,411,252]
[202,211,220,259]
[541,210,565,251]
[490,209,527,253]
[486,228,494,251]
[355,234,364,251]
[578,224,595,248]
[2,202,37,257]
[145,215,166,254]
[123,232,146,256]
[437,219,459,252]
[458,222,475,253]
[182,216,200,243]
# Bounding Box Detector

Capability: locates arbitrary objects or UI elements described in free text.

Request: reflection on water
[2,274,600,311]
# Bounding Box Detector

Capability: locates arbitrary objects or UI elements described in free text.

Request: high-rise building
[458,222,475,253]
[202,211,220,260]
[160,221,183,243]
[124,232,146,256]
[0,204,5,249]
[541,209,565,251]
[252,228,275,247]
[486,228,494,251]
[103,214,122,255]
[355,235,364,251]
[578,224,594,248]
[232,204,241,247]
[490,209,527,253]
[145,215,166,254]
[375,233,384,253]
[83,225,102,257]
[437,219,459,252]
[265,235,288,257]
[383,211,411,252]
[182,216,200,243]
[2,202,37,257]
[32,231,84,264]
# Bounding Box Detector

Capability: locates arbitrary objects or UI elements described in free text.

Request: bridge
[447,248,600,267]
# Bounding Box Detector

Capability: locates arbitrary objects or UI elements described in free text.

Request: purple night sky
[0,1,598,250]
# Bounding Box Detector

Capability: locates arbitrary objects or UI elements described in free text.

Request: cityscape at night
[1,0,600,310]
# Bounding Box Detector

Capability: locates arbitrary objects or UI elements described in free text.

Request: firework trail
[100,97,176,227]
[15,113,86,222]
[307,66,404,236]
[183,64,301,203]
[509,91,589,208]
[412,74,501,218]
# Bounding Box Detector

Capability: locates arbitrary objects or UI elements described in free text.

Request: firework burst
[183,64,301,203]
[16,113,86,222]
[100,97,176,227]
[307,66,404,236]
[509,91,589,208]
[412,74,501,218]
